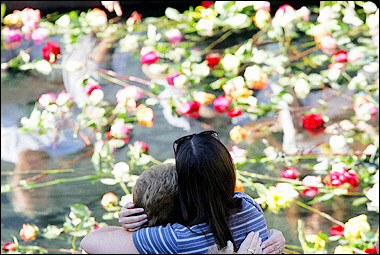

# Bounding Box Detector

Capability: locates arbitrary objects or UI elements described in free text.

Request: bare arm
[80,226,139,254]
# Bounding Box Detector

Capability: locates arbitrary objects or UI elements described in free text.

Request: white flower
[329,135,348,154]
[302,175,322,187]
[111,162,130,181]
[363,144,377,155]
[221,54,240,74]
[225,13,252,29]
[313,159,329,172]
[56,14,70,27]
[363,2,378,14]
[173,74,188,88]
[89,89,104,104]
[263,146,277,160]
[119,35,140,52]
[366,183,379,213]
[234,1,255,11]
[148,63,169,75]
[191,62,210,77]
[331,162,347,173]
[294,78,310,99]
[35,60,52,75]
[196,18,214,36]
[296,6,311,22]
[275,183,299,199]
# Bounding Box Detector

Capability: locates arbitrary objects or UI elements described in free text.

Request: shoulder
[234,192,265,214]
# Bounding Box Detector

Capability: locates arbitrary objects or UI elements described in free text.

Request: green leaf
[70,203,91,219]
[102,212,117,220]
[352,197,369,207]
[41,225,63,239]
[308,192,335,205]
[1,3,5,22]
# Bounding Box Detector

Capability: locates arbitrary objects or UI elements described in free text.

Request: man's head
[133,163,179,227]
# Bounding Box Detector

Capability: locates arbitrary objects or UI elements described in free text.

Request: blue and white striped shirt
[133,192,269,254]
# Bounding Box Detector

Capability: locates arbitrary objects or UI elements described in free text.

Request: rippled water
[1,34,378,253]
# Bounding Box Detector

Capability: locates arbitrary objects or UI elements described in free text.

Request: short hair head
[133,163,179,227]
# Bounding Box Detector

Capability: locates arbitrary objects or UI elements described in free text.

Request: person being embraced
[81,130,285,254]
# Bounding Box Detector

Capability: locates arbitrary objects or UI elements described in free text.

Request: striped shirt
[133,192,269,254]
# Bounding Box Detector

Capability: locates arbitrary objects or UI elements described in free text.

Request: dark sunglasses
[173,130,220,153]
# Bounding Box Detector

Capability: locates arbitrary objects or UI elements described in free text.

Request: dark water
[1,34,378,254]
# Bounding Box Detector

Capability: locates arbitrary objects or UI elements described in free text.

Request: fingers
[239,232,255,251]
[237,232,262,254]
[118,207,144,218]
[114,1,122,16]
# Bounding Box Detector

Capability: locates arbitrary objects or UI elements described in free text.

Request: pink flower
[320,35,337,56]
[176,101,201,118]
[300,187,320,197]
[140,47,159,65]
[42,40,61,63]
[2,27,22,43]
[166,72,181,85]
[115,86,144,103]
[332,50,348,63]
[229,145,247,164]
[21,21,38,39]
[302,175,321,187]
[227,108,243,118]
[133,141,149,153]
[213,95,231,113]
[328,62,345,70]
[253,1,271,11]
[330,225,345,236]
[84,84,102,96]
[94,140,105,153]
[91,226,100,232]
[21,8,41,24]
[38,92,56,107]
[347,50,363,63]
[127,11,142,25]
[56,90,73,106]
[165,28,182,44]
[31,27,50,44]
[110,122,131,139]
[275,4,295,18]
[281,167,299,179]
[317,6,334,23]
[3,242,16,251]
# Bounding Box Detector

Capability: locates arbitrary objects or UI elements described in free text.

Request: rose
[101,192,119,210]
[116,86,144,103]
[166,72,181,85]
[229,145,247,164]
[176,101,201,118]
[205,53,221,69]
[42,41,61,63]
[300,187,320,197]
[133,141,149,153]
[3,242,16,251]
[343,214,371,241]
[281,167,299,179]
[301,113,325,132]
[317,6,335,23]
[19,223,39,242]
[3,10,22,25]
[84,84,102,96]
[253,1,271,11]
[230,125,248,143]
[365,247,378,254]
[165,28,182,44]
[227,108,242,118]
[38,92,56,107]
[332,50,348,63]
[136,104,154,127]
[213,95,231,113]
[244,65,268,90]
[21,8,41,24]
[110,122,131,139]
[192,91,215,105]
[330,225,345,236]
[31,27,50,45]
[201,1,214,8]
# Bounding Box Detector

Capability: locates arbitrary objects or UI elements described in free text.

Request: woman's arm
[80,226,139,254]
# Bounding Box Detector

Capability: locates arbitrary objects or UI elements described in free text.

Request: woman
[81,130,285,253]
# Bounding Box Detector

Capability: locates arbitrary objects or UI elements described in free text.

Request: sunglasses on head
[173,130,220,153]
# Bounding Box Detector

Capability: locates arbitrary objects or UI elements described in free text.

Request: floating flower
[116,86,144,103]
[35,59,53,75]
[127,11,142,26]
[86,8,107,27]
[3,242,16,251]
[230,125,248,143]
[101,192,119,210]
[55,90,73,106]
[366,183,379,213]
[19,223,39,242]
[294,78,310,99]
[364,247,378,254]
[225,13,252,29]
[38,92,56,107]
[300,187,320,197]
[196,18,215,36]
[84,84,102,96]
[305,234,326,250]
[301,113,325,133]
[254,9,271,29]
[2,27,22,49]
[42,41,61,63]
[140,47,159,65]
[3,10,22,25]
[329,135,348,154]
[213,95,231,113]
[253,1,271,11]
[302,175,322,187]
[281,167,299,179]
[333,245,353,254]
[136,104,154,127]
[221,54,240,74]
[347,49,363,63]
[227,108,243,118]
[109,122,131,139]
[244,65,268,90]
[94,140,105,153]
[257,183,298,214]
[332,50,348,63]
[273,4,296,27]
[324,163,359,188]
[111,162,130,181]
[317,6,336,23]
[234,180,245,193]
[21,8,41,24]
[229,145,247,164]
[201,1,214,8]
[353,94,378,122]
[31,27,50,45]
[319,35,338,56]
[119,34,140,52]
[176,101,201,118]
[165,28,182,44]
[222,77,245,96]
[330,224,345,237]
[296,6,311,22]
[192,91,215,105]
[133,140,149,153]
[343,214,371,241]
[205,53,221,69]
[166,72,181,85]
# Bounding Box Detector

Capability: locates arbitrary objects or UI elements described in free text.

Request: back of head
[174,134,241,250]
[133,163,179,227]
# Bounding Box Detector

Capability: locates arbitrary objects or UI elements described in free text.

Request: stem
[149,156,163,165]
[119,181,130,195]
[237,170,304,185]
[96,68,154,87]
[294,200,345,226]
[72,236,77,251]
[200,30,233,55]
[1,169,74,175]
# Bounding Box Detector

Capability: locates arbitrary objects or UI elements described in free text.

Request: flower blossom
[227,108,243,118]
[109,122,131,139]
[31,27,50,45]
[221,54,240,74]
[176,101,201,118]
[244,65,268,90]
[330,224,345,237]
[256,183,298,214]
[301,113,325,134]
[133,140,149,153]
[281,167,299,179]
[3,242,16,251]
[343,214,371,241]
[101,192,119,210]
[42,41,61,63]
[324,163,359,188]
[229,145,247,164]
[136,104,154,127]
[165,28,182,44]
[254,9,271,29]
[192,91,215,105]
[213,95,231,113]
[332,50,348,63]
[19,223,39,242]
[2,27,22,49]
[353,94,378,122]
[116,86,144,103]
[86,8,107,27]
[205,53,221,69]
[127,11,142,26]
[140,47,159,65]
[229,125,248,143]
[38,92,56,107]
[300,187,320,197]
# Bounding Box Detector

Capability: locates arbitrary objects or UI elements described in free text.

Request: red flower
[300,187,320,197]
[205,53,221,69]
[332,50,348,63]
[42,40,60,63]
[330,224,345,236]
[133,140,149,153]
[166,72,181,85]
[201,1,214,8]
[213,95,231,113]
[84,84,102,96]
[364,247,378,254]
[128,11,142,24]
[176,101,201,118]
[3,242,16,251]
[140,51,159,65]
[281,167,299,179]
[227,108,242,118]
[302,113,325,132]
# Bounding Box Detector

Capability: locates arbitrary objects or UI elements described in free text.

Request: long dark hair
[174,134,241,250]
